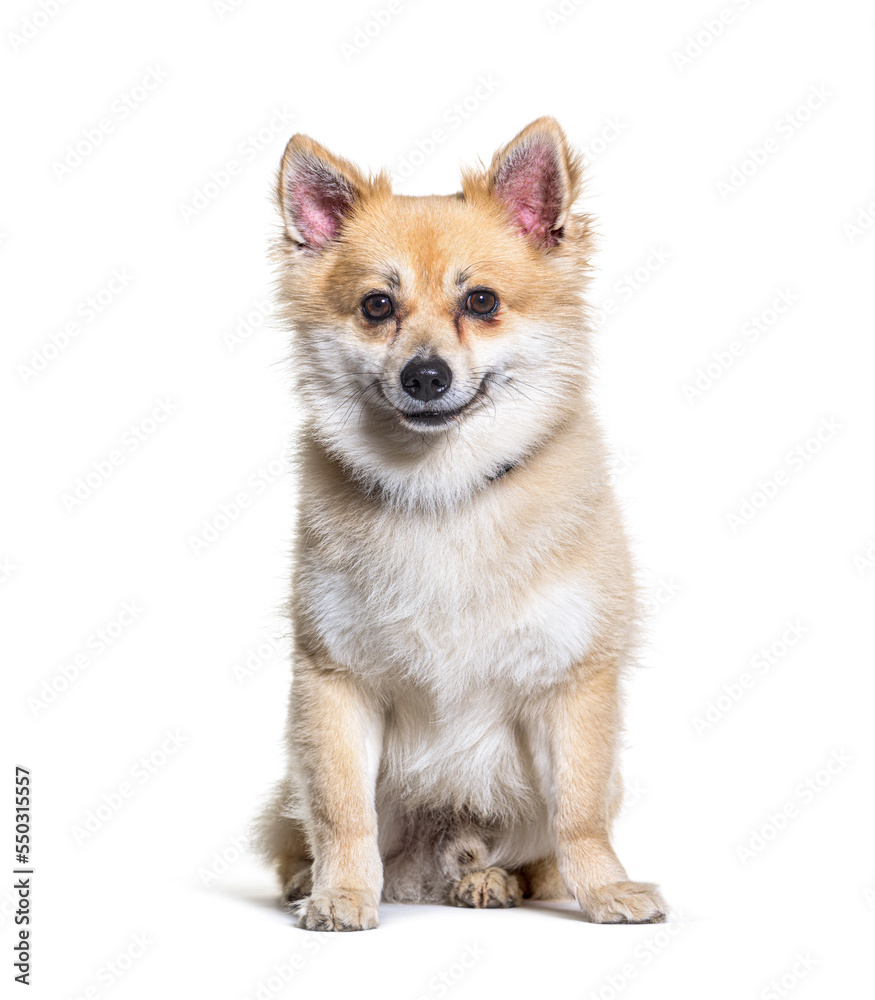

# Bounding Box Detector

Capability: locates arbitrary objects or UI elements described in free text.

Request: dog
[256,117,667,930]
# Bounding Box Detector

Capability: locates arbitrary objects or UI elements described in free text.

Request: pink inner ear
[494,141,564,248]
[287,160,354,250]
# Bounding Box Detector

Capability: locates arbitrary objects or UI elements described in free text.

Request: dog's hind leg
[519,854,573,900]
[382,808,447,903]
[381,809,518,906]
[437,817,524,909]
[254,778,313,903]
[381,808,528,908]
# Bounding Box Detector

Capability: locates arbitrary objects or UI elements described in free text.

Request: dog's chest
[301,500,597,693]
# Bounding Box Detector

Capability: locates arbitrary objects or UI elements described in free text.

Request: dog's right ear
[277,135,366,252]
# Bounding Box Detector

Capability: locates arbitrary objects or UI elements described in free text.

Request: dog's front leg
[292,659,383,931]
[547,661,667,924]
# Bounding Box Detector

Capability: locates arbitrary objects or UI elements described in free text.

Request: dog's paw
[295,888,379,931]
[577,881,667,924]
[449,867,523,909]
[281,863,313,904]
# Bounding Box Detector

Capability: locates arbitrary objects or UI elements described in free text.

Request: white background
[3,0,874,997]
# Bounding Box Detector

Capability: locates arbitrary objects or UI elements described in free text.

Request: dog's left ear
[482,117,581,249]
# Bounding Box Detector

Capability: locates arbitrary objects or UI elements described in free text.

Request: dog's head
[274,118,594,506]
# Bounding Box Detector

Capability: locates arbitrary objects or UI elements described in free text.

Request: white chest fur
[298,492,598,698]
[297,488,599,823]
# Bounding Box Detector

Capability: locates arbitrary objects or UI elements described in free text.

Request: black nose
[400,356,453,402]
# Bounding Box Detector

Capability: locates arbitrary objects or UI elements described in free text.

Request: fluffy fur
[256,118,666,930]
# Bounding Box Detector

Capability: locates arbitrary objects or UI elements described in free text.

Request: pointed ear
[485,117,581,249]
[277,135,367,252]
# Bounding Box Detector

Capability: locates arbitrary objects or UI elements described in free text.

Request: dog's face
[275,118,594,504]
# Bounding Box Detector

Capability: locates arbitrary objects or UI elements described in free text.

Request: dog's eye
[466,290,498,316]
[362,294,394,320]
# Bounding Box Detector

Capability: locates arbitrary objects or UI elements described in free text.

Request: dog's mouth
[389,376,490,429]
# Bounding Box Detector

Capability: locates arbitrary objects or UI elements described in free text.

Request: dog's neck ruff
[354,459,517,505]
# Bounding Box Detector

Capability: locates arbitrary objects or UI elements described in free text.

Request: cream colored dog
[257,117,667,930]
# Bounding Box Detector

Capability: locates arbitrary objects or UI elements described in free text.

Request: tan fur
[256,118,666,929]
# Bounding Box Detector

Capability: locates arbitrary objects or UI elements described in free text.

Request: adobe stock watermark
[842,190,875,244]
[759,952,817,1000]
[413,943,486,1000]
[591,245,672,328]
[736,749,852,865]
[341,1,409,61]
[223,297,272,353]
[580,117,627,166]
[61,397,180,512]
[232,628,285,685]
[212,0,250,19]
[622,777,647,812]
[18,268,134,384]
[198,832,250,887]
[682,288,798,403]
[545,0,588,30]
[852,536,875,576]
[7,0,72,53]
[607,447,638,482]
[0,557,17,587]
[586,915,688,1000]
[726,416,842,532]
[27,601,144,717]
[717,85,833,201]
[641,576,682,618]
[51,66,169,180]
[67,932,155,1000]
[692,619,809,736]
[177,107,295,223]
[672,0,757,73]
[188,444,293,555]
[390,75,500,184]
[239,936,337,1000]
[70,730,189,845]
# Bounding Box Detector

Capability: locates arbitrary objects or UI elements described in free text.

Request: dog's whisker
[503,375,556,398]
[337,381,379,434]
[355,381,383,431]
[323,383,374,426]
